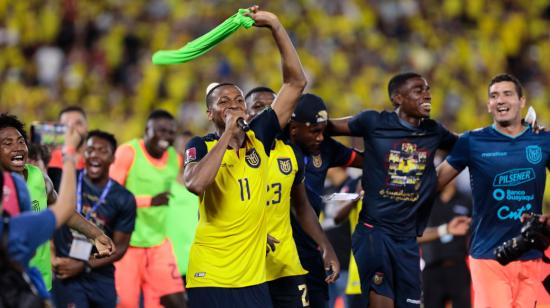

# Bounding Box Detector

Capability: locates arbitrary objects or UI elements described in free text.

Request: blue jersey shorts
[352,222,421,307]
[187,283,272,308]
[52,275,116,308]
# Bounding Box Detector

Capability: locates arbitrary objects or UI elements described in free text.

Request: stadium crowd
[1,0,550,137]
[1,1,550,308]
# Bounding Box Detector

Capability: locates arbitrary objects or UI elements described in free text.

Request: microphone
[237,118,250,132]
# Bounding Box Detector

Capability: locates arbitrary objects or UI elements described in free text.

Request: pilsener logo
[493,168,535,187]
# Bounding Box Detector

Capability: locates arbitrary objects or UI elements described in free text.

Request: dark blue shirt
[291,137,354,258]
[53,173,136,280]
[349,110,457,237]
[446,126,549,259]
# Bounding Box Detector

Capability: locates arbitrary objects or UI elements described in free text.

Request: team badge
[312,154,322,168]
[277,158,292,175]
[525,145,542,164]
[245,148,261,168]
[185,147,197,164]
[373,272,384,285]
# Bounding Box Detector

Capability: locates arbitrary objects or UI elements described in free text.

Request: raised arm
[49,127,79,228]
[245,7,307,128]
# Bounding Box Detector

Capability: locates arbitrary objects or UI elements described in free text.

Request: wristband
[437,223,449,237]
[62,153,77,164]
[62,146,77,155]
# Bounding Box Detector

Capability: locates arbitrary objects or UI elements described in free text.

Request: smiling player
[110,110,186,308]
[437,73,548,308]
[327,72,458,307]
[52,130,136,307]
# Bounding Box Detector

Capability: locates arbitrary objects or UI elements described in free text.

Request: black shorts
[268,275,309,308]
[352,223,421,307]
[52,276,116,308]
[347,294,368,308]
[299,254,328,308]
[187,283,272,308]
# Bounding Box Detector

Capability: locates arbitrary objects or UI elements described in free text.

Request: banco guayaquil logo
[525,145,541,164]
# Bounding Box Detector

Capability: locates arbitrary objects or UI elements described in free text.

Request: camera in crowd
[494,213,550,266]
[30,122,66,147]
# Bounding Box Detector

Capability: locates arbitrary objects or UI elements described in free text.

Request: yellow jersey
[185,110,280,288]
[265,138,308,281]
[346,199,363,295]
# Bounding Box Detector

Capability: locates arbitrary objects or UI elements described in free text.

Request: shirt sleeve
[249,107,281,154]
[438,123,458,152]
[8,210,56,266]
[290,143,305,186]
[113,190,137,234]
[445,132,470,172]
[109,144,135,186]
[348,110,378,137]
[326,137,354,168]
[184,136,208,166]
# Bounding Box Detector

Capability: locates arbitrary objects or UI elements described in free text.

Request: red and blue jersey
[446,125,549,260]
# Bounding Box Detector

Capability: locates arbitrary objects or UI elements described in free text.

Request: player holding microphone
[182,6,307,307]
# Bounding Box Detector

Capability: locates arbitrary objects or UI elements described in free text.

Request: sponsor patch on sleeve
[185,147,197,164]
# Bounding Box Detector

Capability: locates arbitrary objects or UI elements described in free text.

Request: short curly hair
[0,113,27,143]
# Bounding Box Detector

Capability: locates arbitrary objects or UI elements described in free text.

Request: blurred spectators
[0,0,549,148]
[1,0,549,136]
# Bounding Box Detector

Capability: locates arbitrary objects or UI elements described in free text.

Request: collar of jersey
[394,111,421,130]
[490,124,529,139]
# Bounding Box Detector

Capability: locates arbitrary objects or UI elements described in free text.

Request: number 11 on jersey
[238,178,251,201]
